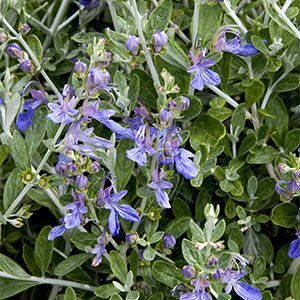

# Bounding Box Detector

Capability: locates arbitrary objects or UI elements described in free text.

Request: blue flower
[126,124,156,166]
[97,185,140,236]
[288,231,300,259]
[125,36,140,56]
[148,168,173,208]
[80,0,99,9]
[90,231,109,267]
[86,68,110,97]
[180,275,212,300]
[187,49,221,91]
[16,89,48,132]
[20,60,34,73]
[47,84,78,124]
[287,179,300,193]
[219,268,262,300]
[275,180,292,200]
[6,43,23,59]
[163,234,176,249]
[152,31,168,53]
[48,190,87,240]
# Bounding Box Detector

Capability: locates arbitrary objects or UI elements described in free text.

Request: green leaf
[238,132,257,157]
[22,244,41,276]
[247,146,278,164]
[172,198,192,218]
[110,295,123,300]
[245,80,265,107]
[148,293,163,300]
[131,69,157,109]
[0,145,9,166]
[115,139,135,190]
[271,203,298,228]
[128,74,140,112]
[152,260,184,288]
[64,287,76,300]
[53,253,91,276]
[34,226,53,275]
[25,35,43,62]
[189,220,206,243]
[25,107,47,158]
[274,73,300,92]
[291,269,300,299]
[11,130,30,170]
[0,278,38,299]
[143,245,156,261]
[247,176,258,197]
[231,104,246,137]
[251,35,269,54]
[253,256,266,279]
[225,199,236,219]
[126,291,140,300]
[198,3,223,47]
[211,219,226,242]
[165,216,191,238]
[72,32,103,44]
[3,169,24,210]
[145,0,172,36]
[207,106,233,121]
[110,250,127,284]
[95,284,119,299]
[284,129,300,153]
[180,95,202,121]
[190,113,226,148]
[182,239,203,266]
[0,253,30,278]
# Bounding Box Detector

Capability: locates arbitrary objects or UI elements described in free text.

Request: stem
[0,271,96,292]
[207,84,251,117]
[44,188,66,215]
[282,0,293,13]
[129,0,161,86]
[107,0,121,32]
[0,14,60,96]
[261,71,289,109]
[287,256,300,274]
[266,163,279,181]
[151,0,190,43]
[131,198,147,232]
[272,1,300,40]
[57,11,80,32]
[222,0,248,34]
[188,0,200,95]
[155,251,175,264]
[43,0,71,50]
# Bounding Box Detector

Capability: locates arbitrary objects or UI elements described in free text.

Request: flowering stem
[129,0,161,86]
[0,271,96,292]
[261,71,289,109]
[43,0,71,50]
[57,11,81,32]
[222,0,247,34]
[0,14,60,96]
[271,1,300,40]
[155,251,175,264]
[45,188,66,215]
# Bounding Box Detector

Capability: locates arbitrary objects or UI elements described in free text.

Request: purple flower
[16,89,48,132]
[90,231,109,267]
[86,68,110,96]
[47,85,78,124]
[148,168,173,208]
[180,275,212,300]
[287,179,300,193]
[75,174,88,190]
[275,180,291,200]
[126,124,156,166]
[20,60,34,73]
[0,32,8,44]
[179,96,190,111]
[174,149,199,180]
[182,265,196,278]
[89,161,101,173]
[126,233,139,244]
[74,61,87,75]
[48,190,87,240]
[20,23,31,35]
[6,43,23,59]
[163,234,176,249]
[80,0,99,8]
[214,29,265,56]
[187,50,221,91]
[125,36,140,56]
[288,231,300,259]
[55,154,72,176]
[96,185,140,236]
[218,268,262,300]
[153,31,168,52]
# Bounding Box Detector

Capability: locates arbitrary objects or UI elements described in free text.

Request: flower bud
[0,32,8,44]
[159,108,172,125]
[75,174,88,190]
[125,36,140,56]
[287,179,300,193]
[74,61,87,75]
[182,265,196,278]
[126,232,139,244]
[294,170,300,178]
[0,97,3,105]
[208,256,218,266]
[20,23,31,35]
[178,96,190,111]
[152,31,168,53]
[277,162,290,174]
[89,161,101,173]
[162,234,176,249]
[6,43,24,59]
[86,68,110,96]
[67,162,78,174]
[20,60,34,73]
